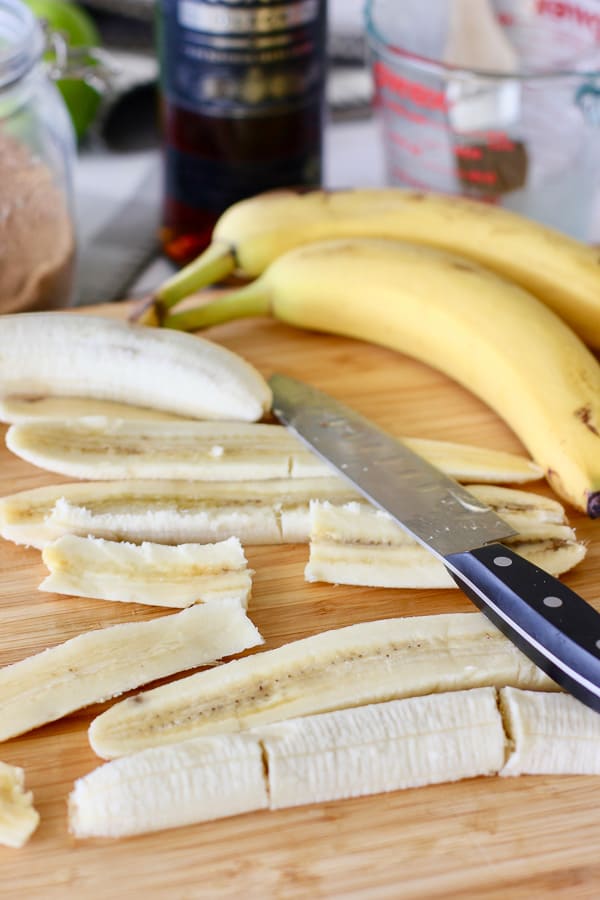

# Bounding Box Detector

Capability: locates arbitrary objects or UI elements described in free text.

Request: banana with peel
[153,188,600,348]
[306,489,587,588]
[164,239,600,516]
[40,535,252,608]
[88,611,556,759]
[70,687,600,839]
[0,762,39,848]
[4,417,543,484]
[0,313,271,422]
[0,600,261,742]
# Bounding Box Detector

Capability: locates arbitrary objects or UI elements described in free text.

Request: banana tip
[587,492,600,519]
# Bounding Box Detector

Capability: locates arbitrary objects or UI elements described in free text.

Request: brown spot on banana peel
[575,405,600,436]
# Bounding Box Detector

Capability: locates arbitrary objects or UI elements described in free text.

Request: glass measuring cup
[366,0,600,240]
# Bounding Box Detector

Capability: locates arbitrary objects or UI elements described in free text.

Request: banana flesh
[0,313,271,422]
[0,478,359,549]
[260,687,504,809]
[88,611,555,759]
[4,417,543,484]
[40,535,252,608]
[69,734,268,839]
[306,487,586,588]
[0,395,188,424]
[70,687,502,838]
[0,600,262,742]
[167,239,600,516]
[0,762,39,848]
[157,188,600,348]
[499,687,600,776]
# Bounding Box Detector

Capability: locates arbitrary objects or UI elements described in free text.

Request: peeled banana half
[70,687,600,840]
[0,600,262,742]
[4,417,543,484]
[165,239,600,516]
[88,611,555,759]
[154,187,600,349]
[0,313,271,422]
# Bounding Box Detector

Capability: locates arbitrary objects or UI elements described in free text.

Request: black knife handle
[445,543,600,712]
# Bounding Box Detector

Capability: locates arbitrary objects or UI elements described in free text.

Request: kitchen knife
[269,373,600,712]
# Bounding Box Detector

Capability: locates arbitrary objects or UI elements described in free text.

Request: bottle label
[160,0,327,118]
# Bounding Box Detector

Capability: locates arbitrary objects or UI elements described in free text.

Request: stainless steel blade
[270,374,516,559]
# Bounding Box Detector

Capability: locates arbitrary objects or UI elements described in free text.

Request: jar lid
[0,0,45,89]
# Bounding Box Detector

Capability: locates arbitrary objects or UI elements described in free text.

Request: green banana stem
[155,241,237,310]
[164,279,272,331]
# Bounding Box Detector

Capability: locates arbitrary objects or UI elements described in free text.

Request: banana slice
[500,687,600,776]
[306,488,586,588]
[40,535,252,608]
[5,417,543,484]
[0,313,271,422]
[260,687,504,809]
[0,762,40,848]
[0,477,357,549]
[0,395,188,424]
[88,611,555,759]
[0,600,262,742]
[69,734,268,839]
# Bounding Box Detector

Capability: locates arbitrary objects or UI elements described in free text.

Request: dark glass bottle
[157,0,328,265]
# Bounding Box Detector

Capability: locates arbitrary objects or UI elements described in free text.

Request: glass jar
[0,0,76,314]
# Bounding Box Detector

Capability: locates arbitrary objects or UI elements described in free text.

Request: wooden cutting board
[1,301,600,899]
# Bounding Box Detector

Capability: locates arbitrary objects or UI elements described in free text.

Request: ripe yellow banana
[154,188,600,348]
[71,685,600,838]
[40,535,252,608]
[0,477,356,549]
[307,488,586,588]
[165,239,600,516]
[0,600,262,742]
[88,611,555,759]
[5,417,542,484]
[0,313,271,422]
[0,762,39,848]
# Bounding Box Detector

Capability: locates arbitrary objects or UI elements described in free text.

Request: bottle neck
[0,0,44,91]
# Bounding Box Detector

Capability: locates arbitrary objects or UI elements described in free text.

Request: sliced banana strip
[0,313,271,421]
[306,487,586,588]
[40,535,252,608]
[0,762,40,848]
[0,600,262,742]
[5,416,543,484]
[0,477,357,549]
[500,687,600,776]
[88,611,555,759]
[0,395,187,424]
[69,734,268,839]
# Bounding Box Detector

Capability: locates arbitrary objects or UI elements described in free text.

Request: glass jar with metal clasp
[0,0,110,313]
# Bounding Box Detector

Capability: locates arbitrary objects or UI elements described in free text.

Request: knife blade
[269,373,600,712]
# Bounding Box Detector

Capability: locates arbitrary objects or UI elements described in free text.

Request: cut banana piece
[5,417,543,484]
[260,687,505,809]
[69,734,268,839]
[0,313,271,422]
[40,535,252,608]
[306,487,586,588]
[0,477,357,549]
[0,600,262,742]
[88,612,555,759]
[0,762,40,848]
[70,688,503,838]
[0,395,188,424]
[500,687,600,776]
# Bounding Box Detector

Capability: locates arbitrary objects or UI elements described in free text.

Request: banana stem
[164,280,272,331]
[155,241,237,310]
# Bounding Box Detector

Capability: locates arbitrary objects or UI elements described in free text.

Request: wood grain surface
[1,301,600,899]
